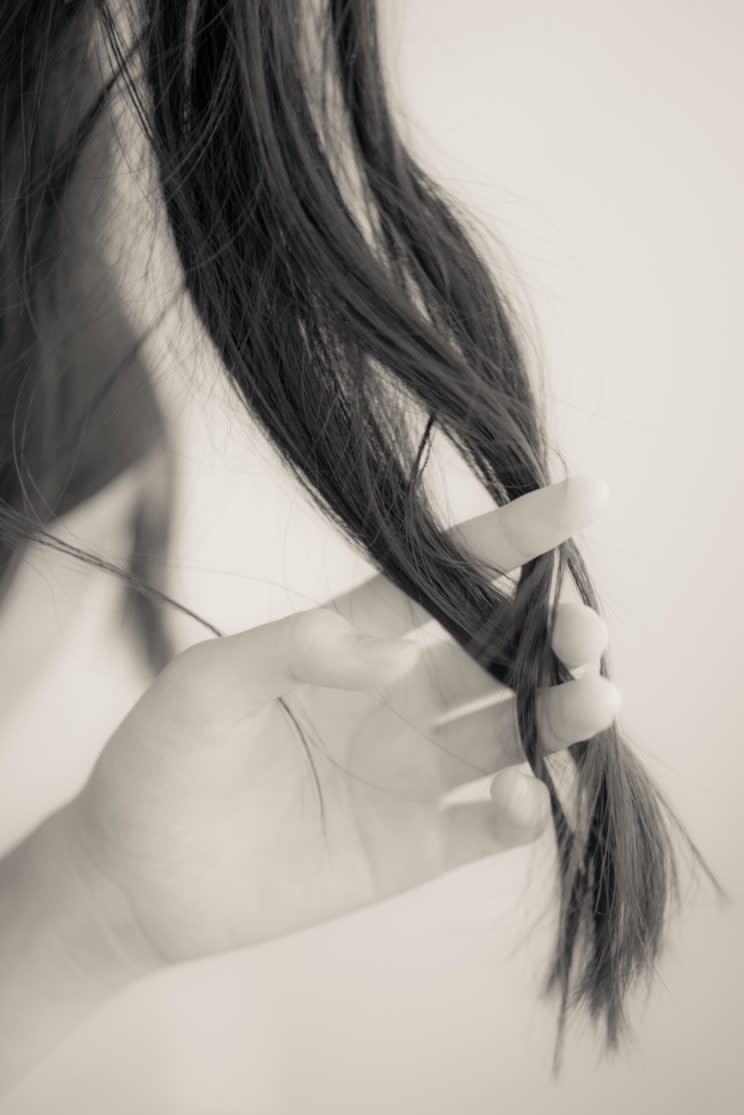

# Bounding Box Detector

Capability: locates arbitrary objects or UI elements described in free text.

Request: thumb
[149,607,422,731]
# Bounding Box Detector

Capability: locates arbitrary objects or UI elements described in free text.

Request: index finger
[327,476,608,638]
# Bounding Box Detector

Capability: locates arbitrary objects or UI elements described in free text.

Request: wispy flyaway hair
[0,0,716,1062]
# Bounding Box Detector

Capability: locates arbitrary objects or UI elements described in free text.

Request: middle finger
[421,600,610,714]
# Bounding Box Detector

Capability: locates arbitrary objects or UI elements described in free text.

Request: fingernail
[437,774,495,810]
[512,774,550,828]
[552,675,622,743]
[490,769,547,827]
[354,634,420,670]
[563,475,610,522]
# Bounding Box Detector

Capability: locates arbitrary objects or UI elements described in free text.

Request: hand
[64,476,617,967]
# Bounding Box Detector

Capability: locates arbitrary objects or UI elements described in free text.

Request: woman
[0,0,709,1092]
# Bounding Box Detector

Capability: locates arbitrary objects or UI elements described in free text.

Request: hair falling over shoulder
[0,0,719,1064]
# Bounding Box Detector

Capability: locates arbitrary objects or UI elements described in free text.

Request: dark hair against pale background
[0,0,716,1064]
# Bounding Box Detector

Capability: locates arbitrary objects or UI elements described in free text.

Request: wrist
[0,801,163,1024]
[38,800,165,985]
[0,804,161,1089]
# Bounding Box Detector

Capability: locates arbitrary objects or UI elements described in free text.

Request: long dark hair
[0,0,716,1062]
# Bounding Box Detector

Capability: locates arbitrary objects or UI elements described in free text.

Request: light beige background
[5,0,743,1111]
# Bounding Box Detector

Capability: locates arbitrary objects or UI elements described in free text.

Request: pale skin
[0,473,618,1089]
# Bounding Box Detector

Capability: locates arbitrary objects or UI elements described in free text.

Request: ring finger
[421,602,616,783]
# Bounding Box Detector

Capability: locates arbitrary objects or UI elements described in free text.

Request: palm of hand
[72,479,615,966]
[80,646,483,961]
